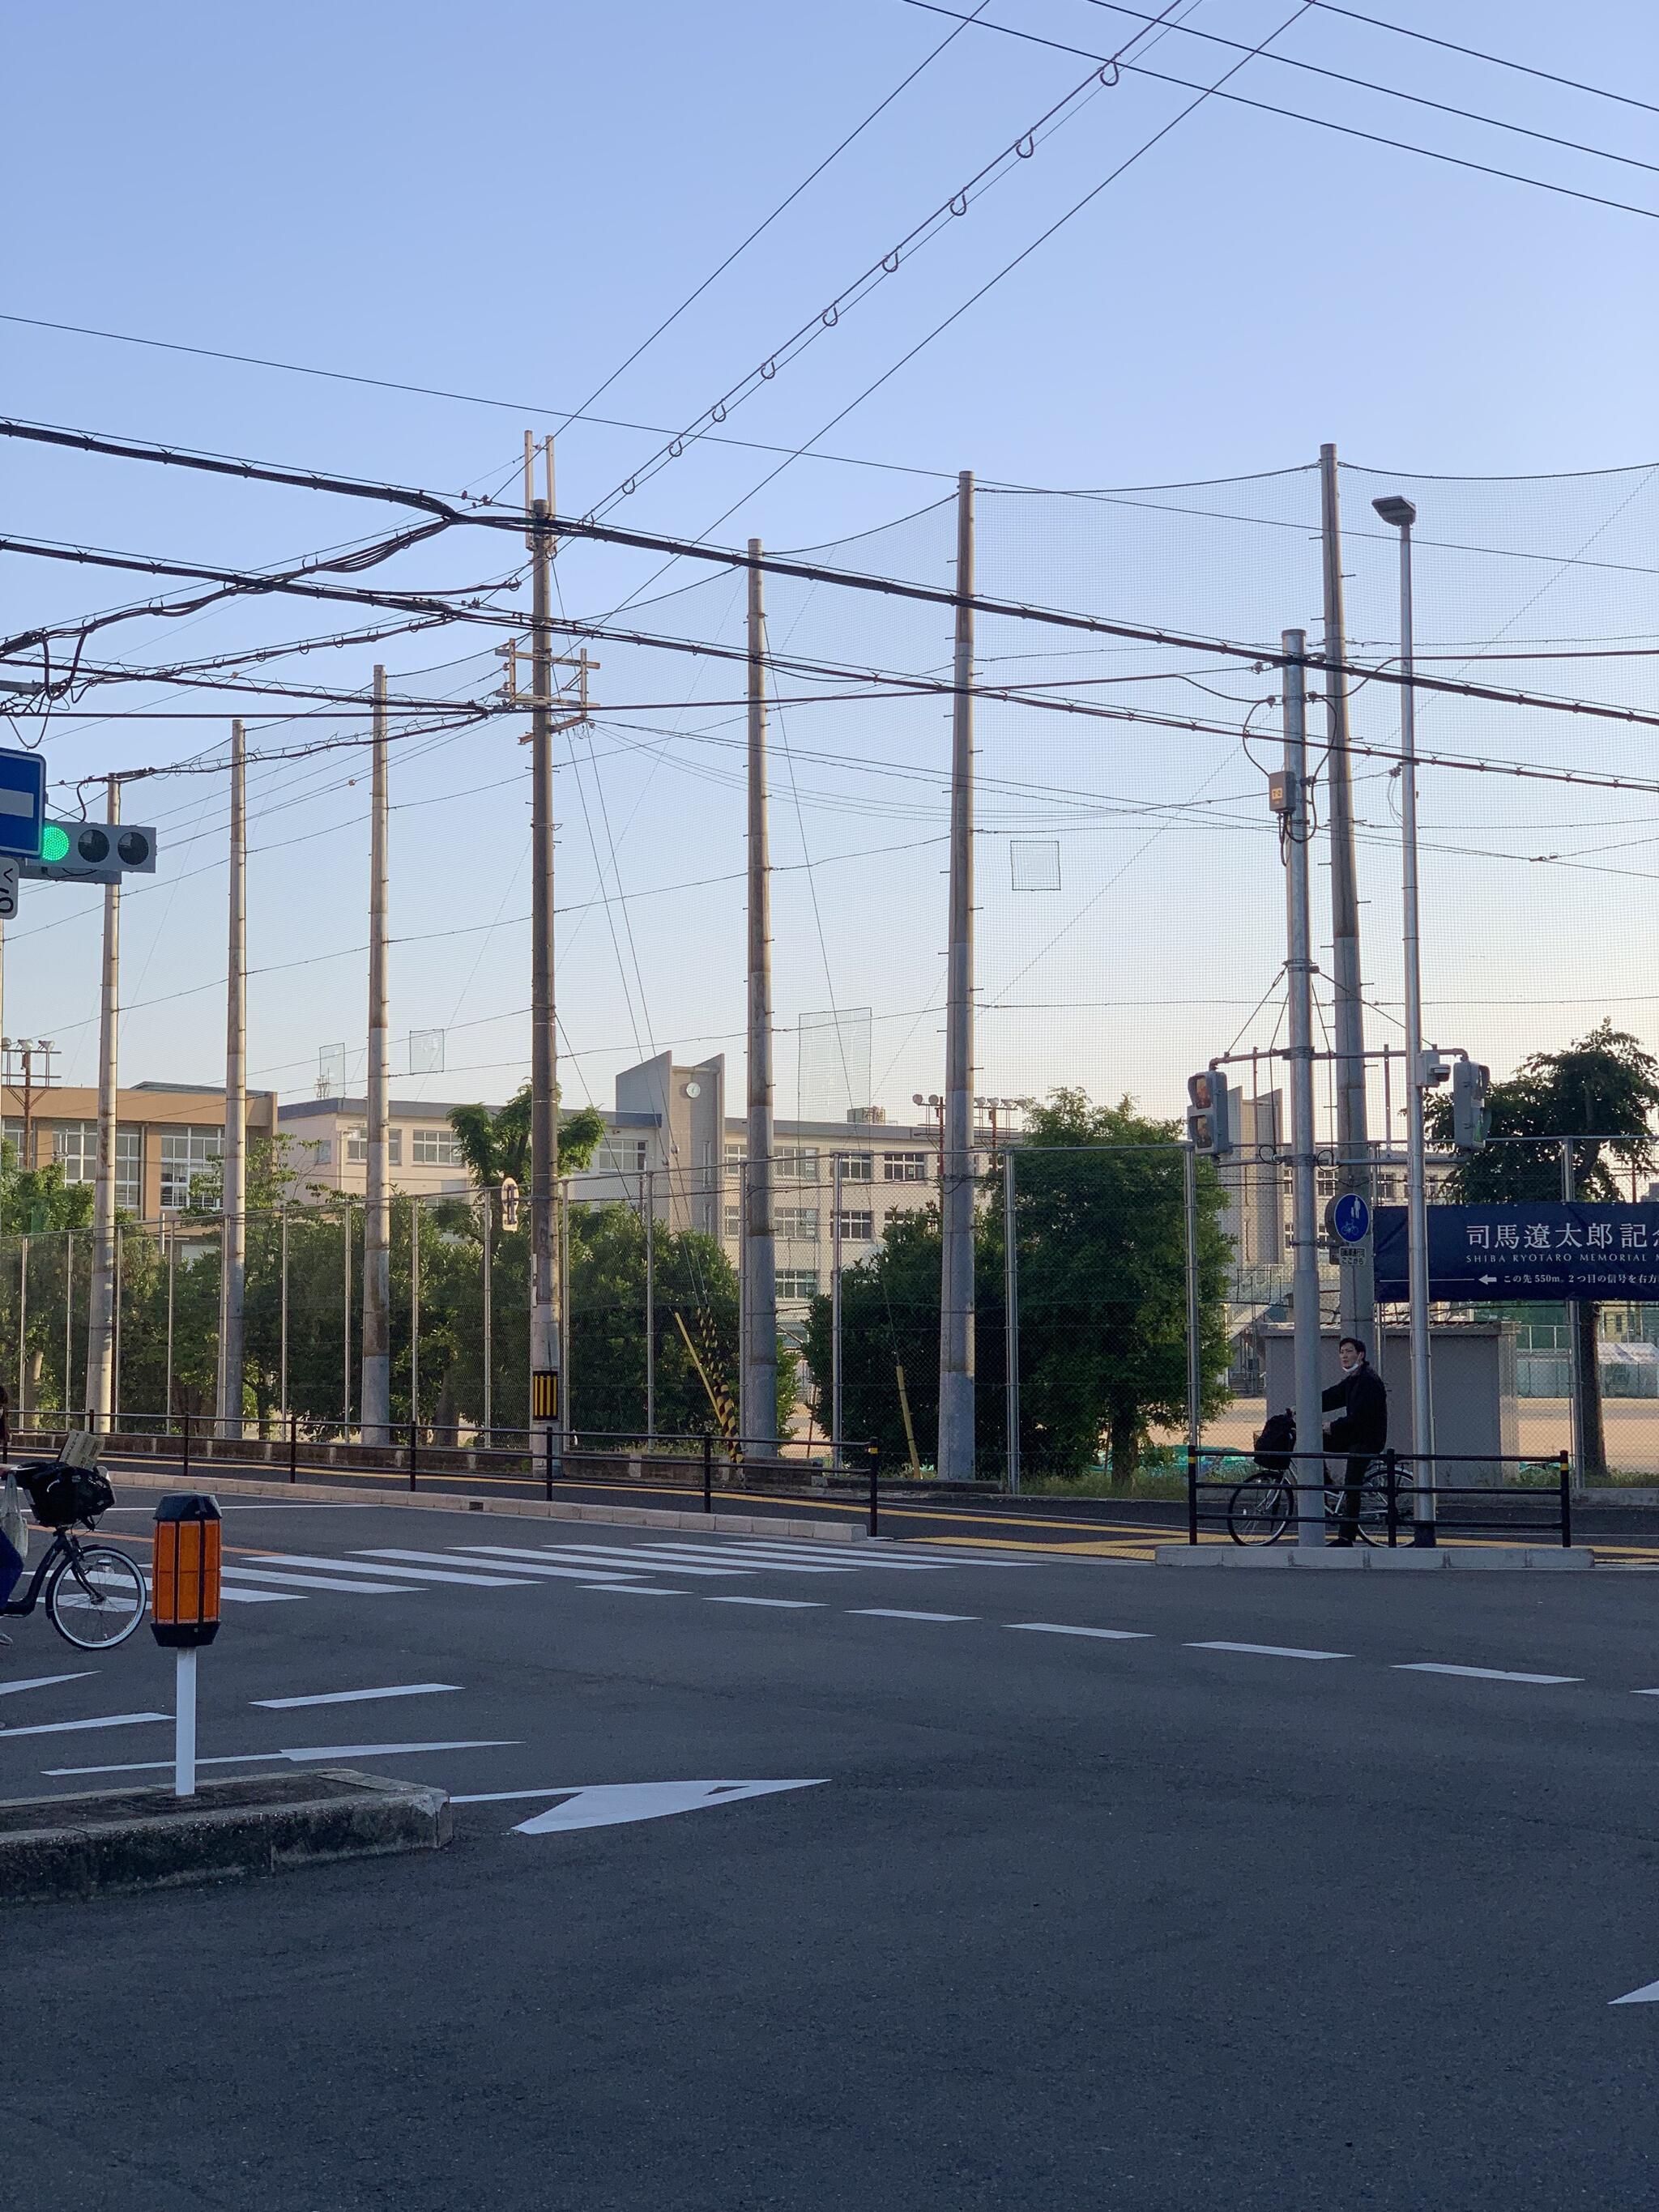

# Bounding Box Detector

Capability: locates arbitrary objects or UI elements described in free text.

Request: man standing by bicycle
[1322,1338,1388,1546]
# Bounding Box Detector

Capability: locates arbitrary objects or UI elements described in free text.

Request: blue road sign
[1328,1192,1371,1245]
[0,752,45,859]
[1375,1204,1659,1302]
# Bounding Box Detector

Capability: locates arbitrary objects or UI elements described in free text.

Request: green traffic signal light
[40,825,69,863]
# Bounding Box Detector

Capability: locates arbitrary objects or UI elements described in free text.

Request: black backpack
[1253,1409,1295,1477]
[16,1458,116,1529]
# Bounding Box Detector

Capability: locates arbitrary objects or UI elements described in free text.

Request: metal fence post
[1186,1444,1198,1545]
[1559,1447,1572,1549]
[868,1443,880,1539]
[1384,1447,1398,1546]
[288,1408,297,1485]
[702,1431,714,1515]
[408,1419,418,1493]
[181,1409,190,1485]
[544,1426,555,1502]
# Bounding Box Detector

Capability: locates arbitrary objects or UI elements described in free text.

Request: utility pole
[84,776,121,1432]
[1320,444,1374,1349]
[527,434,563,1472]
[410,1195,420,1435]
[643,1167,656,1439]
[741,539,778,1450]
[360,665,391,1443]
[216,719,247,1442]
[1282,630,1326,1550]
[937,469,977,1481]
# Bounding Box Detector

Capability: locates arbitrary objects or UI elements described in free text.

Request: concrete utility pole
[937,470,977,1481]
[216,721,247,1441]
[1282,631,1326,1550]
[360,665,391,1443]
[1320,444,1374,1349]
[741,539,778,1450]
[84,776,121,1432]
[527,439,563,1470]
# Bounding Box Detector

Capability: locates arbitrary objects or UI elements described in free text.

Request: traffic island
[0,1768,452,1906]
[1154,1542,1591,1571]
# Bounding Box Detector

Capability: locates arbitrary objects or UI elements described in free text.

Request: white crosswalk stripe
[222,1565,424,1596]
[466,1545,757,1580]
[255,1551,543,1588]
[364,1547,650,1585]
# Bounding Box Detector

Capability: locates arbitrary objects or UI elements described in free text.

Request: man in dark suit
[1322,1337,1388,1545]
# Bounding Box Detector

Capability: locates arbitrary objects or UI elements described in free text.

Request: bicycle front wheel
[1227,1473,1294,1545]
[46,1545,147,1649]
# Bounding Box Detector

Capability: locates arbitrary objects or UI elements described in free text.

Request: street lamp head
[1372,494,1417,530]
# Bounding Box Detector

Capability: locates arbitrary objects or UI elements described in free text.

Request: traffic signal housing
[1187,1070,1234,1156]
[19,820,157,885]
[1451,1059,1491,1149]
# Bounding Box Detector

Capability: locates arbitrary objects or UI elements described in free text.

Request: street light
[1371,492,1435,1543]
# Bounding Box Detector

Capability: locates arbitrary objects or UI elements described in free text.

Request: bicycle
[1226,1453,1412,1547]
[2,1460,146,1651]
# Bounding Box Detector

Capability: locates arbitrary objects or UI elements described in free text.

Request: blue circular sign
[1329,1192,1371,1245]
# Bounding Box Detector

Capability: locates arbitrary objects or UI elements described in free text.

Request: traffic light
[1187,1070,1234,1156]
[1451,1059,1491,1149]
[499,1176,521,1231]
[19,820,157,884]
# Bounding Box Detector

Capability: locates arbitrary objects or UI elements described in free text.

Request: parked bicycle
[1226,1453,1414,1547]
[1,1455,146,1650]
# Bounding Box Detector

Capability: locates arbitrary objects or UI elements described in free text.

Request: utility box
[1258,1323,1518,1477]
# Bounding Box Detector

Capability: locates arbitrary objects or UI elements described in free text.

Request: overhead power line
[1303,0,1659,121]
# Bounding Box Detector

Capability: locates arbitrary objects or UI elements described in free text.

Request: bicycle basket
[1252,1410,1295,1477]
[15,1458,115,1529]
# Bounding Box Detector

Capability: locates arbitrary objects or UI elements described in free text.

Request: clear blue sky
[2,1,1656,1129]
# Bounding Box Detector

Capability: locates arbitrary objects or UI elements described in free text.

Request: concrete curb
[104,1464,867,1543]
[0,1770,451,1905]
[1154,1542,1592,1571]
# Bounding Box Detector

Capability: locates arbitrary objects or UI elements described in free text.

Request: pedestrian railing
[1182,1444,1576,1547]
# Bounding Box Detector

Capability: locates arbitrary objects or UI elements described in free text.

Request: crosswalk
[195,1532,1038,1610]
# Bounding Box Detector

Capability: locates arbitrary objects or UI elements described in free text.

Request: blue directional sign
[1375,1204,1659,1302]
[0,751,46,859]
[1327,1192,1371,1245]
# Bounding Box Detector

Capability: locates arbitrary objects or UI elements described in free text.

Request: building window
[301,1138,332,1170]
[595,1138,646,1177]
[777,1207,820,1241]
[116,1130,141,1214]
[835,1209,876,1242]
[776,1269,820,1300]
[884,1151,931,1182]
[53,1123,141,1213]
[160,1127,223,1212]
[834,1153,873,1184]
[776,1147,820,1183]
[723,1205,742,1239]
[412,1128,463,1167]
[347,1128,401,1166]
[724,1141,747,1166]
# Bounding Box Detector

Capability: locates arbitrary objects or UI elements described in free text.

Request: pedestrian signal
[1186,1070,1233,1155]
[499,1176,520,1231]
[1451,1059,1491,1149]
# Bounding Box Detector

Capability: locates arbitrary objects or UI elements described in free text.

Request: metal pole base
[1410,1522,1437,1549]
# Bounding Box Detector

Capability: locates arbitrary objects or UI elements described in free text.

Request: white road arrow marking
[503,1778,827,1835]
[1612,1979,1659,2005]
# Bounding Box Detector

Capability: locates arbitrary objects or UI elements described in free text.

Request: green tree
[802,1089,1232,1485]
[1427,1020,1659,1481]
[447,1085,606,1190]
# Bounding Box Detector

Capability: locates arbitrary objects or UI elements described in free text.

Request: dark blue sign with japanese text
[1374,1204,1659,1302]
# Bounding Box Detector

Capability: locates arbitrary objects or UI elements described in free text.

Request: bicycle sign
[1325,1192,1371,1245]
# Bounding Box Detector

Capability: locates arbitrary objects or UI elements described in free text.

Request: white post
[174,1647,197,1799]
[937,471,977,1479]
[361,667,391,1443]
[1282,629,1326,1549]
[217,719,246,1442]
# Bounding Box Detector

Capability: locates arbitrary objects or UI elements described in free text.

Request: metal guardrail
[1182,1444,1575,1547]
[16,1413,889,1537]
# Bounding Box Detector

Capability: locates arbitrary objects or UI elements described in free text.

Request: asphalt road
[6,1497,1659,2209]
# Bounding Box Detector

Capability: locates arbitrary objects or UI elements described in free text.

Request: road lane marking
[45,1738,517,1776]
[587,1584,687,1596]
[251,1683,461,1710]
[222,1566,424,1595]
[482,1545,753,1579]
[1,1711,168,1738]
[1612,1979,1659,2005]
[252,1552,540,1588]
[1393,1663,1581,1684]
[218,1589,306,1604]
[848,1608,978,1623]
[705,1596,825,1609]
[510,1779,827,1835]
[433,1550,659,1583]
[1009,1623,1154,1641]
[0,1672,96,1698]
[1187,1641,1351,1661]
